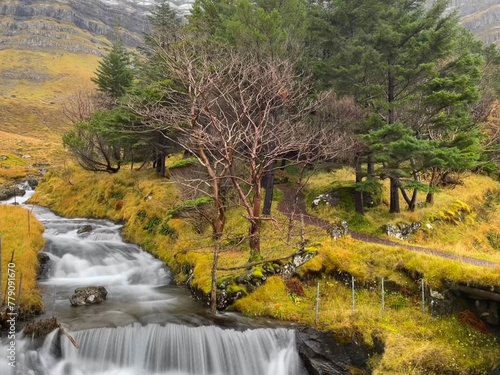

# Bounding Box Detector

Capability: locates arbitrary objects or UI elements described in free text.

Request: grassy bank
[30,163,500,375]
[304,168,500,263]
[0,205,45,315]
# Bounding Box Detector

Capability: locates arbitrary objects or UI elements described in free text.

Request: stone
[0,185,25,201]
[77,224,93,235]
[37,253,51,279]
[0,155,8,160]
[296,327,373,375]
[27,178,39,189]
[381,222,422,240]
[327,221,348,240]
[69,286,107,306]
[311,191,340,209]
[429,289,456,317]
[283,251,317,279]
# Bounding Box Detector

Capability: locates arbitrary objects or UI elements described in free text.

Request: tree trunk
[389,177,400,213]
[354,156,364,215]
[262,161,276,215]
[210,242,219,314]
[249,193,262,261]
[155,151,166,177]
[426,168,438,205]
[367,154,375,179]
[400,187,417,211]
[426,192,434,204]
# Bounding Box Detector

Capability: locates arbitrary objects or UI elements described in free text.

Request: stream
[0,187,306,375]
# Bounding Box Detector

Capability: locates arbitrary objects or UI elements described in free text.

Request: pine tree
[91,40,134,99]
[312,0,483,212]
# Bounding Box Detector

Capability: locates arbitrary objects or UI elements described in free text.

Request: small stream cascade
[0,185,306,375]
[24,323,301,375]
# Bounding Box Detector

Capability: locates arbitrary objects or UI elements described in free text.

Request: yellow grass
[0,205,45,315]
[304,168,500,263]
[235,275,500,375]
[0,49,101,166]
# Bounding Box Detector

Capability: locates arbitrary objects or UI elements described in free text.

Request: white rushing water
[0,189,306,375]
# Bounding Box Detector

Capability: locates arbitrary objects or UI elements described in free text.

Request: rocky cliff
[0,0,153,55]
[449,0,500,45]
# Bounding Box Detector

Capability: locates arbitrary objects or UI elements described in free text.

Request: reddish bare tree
[62,89,113,124]
[128,38,352,259]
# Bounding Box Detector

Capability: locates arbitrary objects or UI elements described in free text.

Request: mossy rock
[226,284,248,295]
[252,266,265,279]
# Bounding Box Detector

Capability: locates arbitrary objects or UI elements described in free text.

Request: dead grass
[0,205,45,315]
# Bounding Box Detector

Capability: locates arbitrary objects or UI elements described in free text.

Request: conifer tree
[91,40,134,100]
[311,0,483,212]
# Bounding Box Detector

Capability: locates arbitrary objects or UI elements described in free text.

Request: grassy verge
[303,167,500,263]
[30,163,500,375]
[0,205,45,316]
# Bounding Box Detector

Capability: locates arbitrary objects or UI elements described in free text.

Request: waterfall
[31,323,303,375]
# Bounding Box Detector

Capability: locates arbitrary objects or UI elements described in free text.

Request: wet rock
[77,224,93,235]
[381,222,422,240]
[296,327,374,375]
[37,252,51,279]
[0,184,25,201]
[23,317,59,338]
[70,286,107,306]
[27,178,39,189]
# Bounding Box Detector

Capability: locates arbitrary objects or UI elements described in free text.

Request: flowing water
[0,187,305,375]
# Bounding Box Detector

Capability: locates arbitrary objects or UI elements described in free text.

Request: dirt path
[277,185,500,268]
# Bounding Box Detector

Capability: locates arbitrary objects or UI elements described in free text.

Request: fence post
[16,273,22,312]
[315,282,320,327]
[381,277,385,312]
[421,278,425,313]
[351,276,355,313]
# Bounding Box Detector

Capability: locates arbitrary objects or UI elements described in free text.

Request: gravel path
[277,185,500,268]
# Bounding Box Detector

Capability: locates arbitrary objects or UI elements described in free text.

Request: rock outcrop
[296,327,380,375]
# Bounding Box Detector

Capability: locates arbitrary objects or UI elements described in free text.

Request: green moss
[169,157,198,169]
[252,266,265,279]
[227,284,247,295]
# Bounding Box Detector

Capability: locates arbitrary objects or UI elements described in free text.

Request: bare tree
[128,38,351,259]
[62,89,113,124]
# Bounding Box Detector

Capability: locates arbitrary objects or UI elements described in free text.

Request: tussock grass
[0,205,45,315]
[235,275,500,375]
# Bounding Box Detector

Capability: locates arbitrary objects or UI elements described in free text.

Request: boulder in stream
[70,286,108,306]
[77,225,93,235]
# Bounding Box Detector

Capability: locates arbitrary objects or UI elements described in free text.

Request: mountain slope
[451,0,500,45]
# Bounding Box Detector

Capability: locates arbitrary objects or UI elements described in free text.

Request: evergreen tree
[91,40,134,99]
[312,0,483,212]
